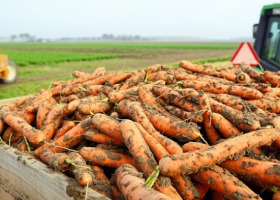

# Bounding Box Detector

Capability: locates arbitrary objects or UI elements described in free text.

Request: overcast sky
[1,0,278,40]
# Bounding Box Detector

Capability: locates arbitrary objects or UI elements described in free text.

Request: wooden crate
[0,98,109,200]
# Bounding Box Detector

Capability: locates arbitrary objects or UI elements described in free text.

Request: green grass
[0,50,116,66]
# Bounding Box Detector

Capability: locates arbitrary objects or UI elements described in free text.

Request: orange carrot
[86,85,113,96]
[61,84,84,96]
[147,71,175,85]
[105,72,132,86]
[78,101,111,115]
[91,165,110,184]
[179,60,220,77]
[53,121,76,139]
[91,113,122,140]
[241,64,266,83]
[117,100,182,154]
[120,120,158,178]
[0,119,4,135]
[119,69,146,90]
[145,64,163,74]
[114,164,171,200]
[142,103,201,142]
[36,99,55,129]
[108,86,139,103]
[203,112,221,145]
[164,105,203,123]
[25,90,53,113]
[248,98,280,114]
[41,104,64,141]
[235,71,251,83]
[67,152,93,186]
[263,71,280,86]
[79,147,136,168]
[39,149,69,171]
[84,129,123,146]
[3,111,46,146]
[211,112,242,138]
[159,128,280,177]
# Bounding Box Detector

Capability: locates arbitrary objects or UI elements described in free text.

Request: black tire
[0,61,18,84]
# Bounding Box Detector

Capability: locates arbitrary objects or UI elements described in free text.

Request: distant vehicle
[253,3,280,71]
[0,54,18,83]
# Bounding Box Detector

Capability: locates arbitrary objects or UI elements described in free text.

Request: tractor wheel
[0,61,18,84]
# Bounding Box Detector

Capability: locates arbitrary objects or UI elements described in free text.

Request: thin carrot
[159,128,280,177]
[179,60,220,77]
[79,147,136,168]
[91,165,110,184]
[114,164,171,200]
[203,112,221,145]
[53,121,76,139]
[120,120,158,178]
[67,152,93,186]
[84,128,123,146]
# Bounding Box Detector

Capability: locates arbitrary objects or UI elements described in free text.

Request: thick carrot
[91,165,110,184]
[179,60,220,77]
[67,152,93,186]
[91,178,113,199]
[39,149,69,171]
[41,104,64,141]
[111,185,123,200]
[3,111,46,146]
[34,118,92,157]
[114,164,171,200]
[105,72,132,86]
[235,71,251,83]
[63,99,80,115]
[86,85,113,96]
[82,72,119,87]
[117,100,182,154]
[145,64,163,74]
[209,98,261,132]
[72,70,89,78]
[248,98,280,114]
[120,120,158,178]
[108,86,139,103]
[0,119,3,135]
[16,140,27,152]
[159,128,280,177]
[142,103,201,142]
[91,113,122,140]
[25,90,54,113]
[241,64,266,83]
[78,101,111,115]
[61,84,84,96]
[181,80,263,100]
[164,105,203,123]
[36,99,55,129]
[263,71,280,86]
[211,112,242,138]
[53,121,76,139]
[119,69,146,90]
[84,129,123,146]
[147,71,175,85]
[79,147,136,168]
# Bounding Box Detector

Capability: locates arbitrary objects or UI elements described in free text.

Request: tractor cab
[253,3,280,71]
[0,54,18,83]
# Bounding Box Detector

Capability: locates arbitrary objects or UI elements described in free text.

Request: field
[0,42,238,99]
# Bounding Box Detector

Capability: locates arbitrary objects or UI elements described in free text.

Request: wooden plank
[0,142,109,200]
[0,95,34,106]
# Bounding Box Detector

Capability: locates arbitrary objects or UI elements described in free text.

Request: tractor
[253,3,280,71]
[0,54,18,83]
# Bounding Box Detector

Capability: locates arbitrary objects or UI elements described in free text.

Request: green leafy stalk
[65,159,91,170]
[146,166,160,188]
[23,136,31,153]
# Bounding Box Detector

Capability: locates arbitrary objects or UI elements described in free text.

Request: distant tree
[10,35,17,41]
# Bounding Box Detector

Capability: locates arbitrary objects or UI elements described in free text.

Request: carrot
[61,84,84,96]
[84,129,123,146]
[142,103,201,142]
[25,90,53,113]
[273,190,280,200]
[63,99,80,115]
[114,164,171,200]
[117,100,182,154]
[119,69,146,90]
[147,71,175,85]
[110,111,119,119]
[91,165,110,184]
[91,178,113,199]
[209,98,261,132]
[78,101,111,115]
[105,72,132,86]
[211,112,242,138]
[138,86,181,120]
[67,152,93,186]
[179,60,220,77]
[164,105,203,123]
[219,70,236,82]
[86,85,113,96]
[152,85,201,112]
[182,142,260,199]
[211,191,225,200]
[181,80,263,100]
[240,64,266,83]
[263,71,280,87]
[16,140,27,152]
[2,111,46,146]
[41,104,64,141]
[79,147,136,168]
[248,98,280,114]
[34,118,92,157]
[203,112,221,145]
[111,185,123,200]
[53,121,76,139]
[235,71,251,83]
[39,149,69,171]
[145,64,164,74]
[120,120,158,178]
[159,128,280,177]
[91,113,122,140]
[0,119,4,135]
[36,99,55,129]
[72,70,89,78]
[171,175,200,200]
[108,86,139,103]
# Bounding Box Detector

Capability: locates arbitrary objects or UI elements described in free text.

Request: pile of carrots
[1,60,280,199]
